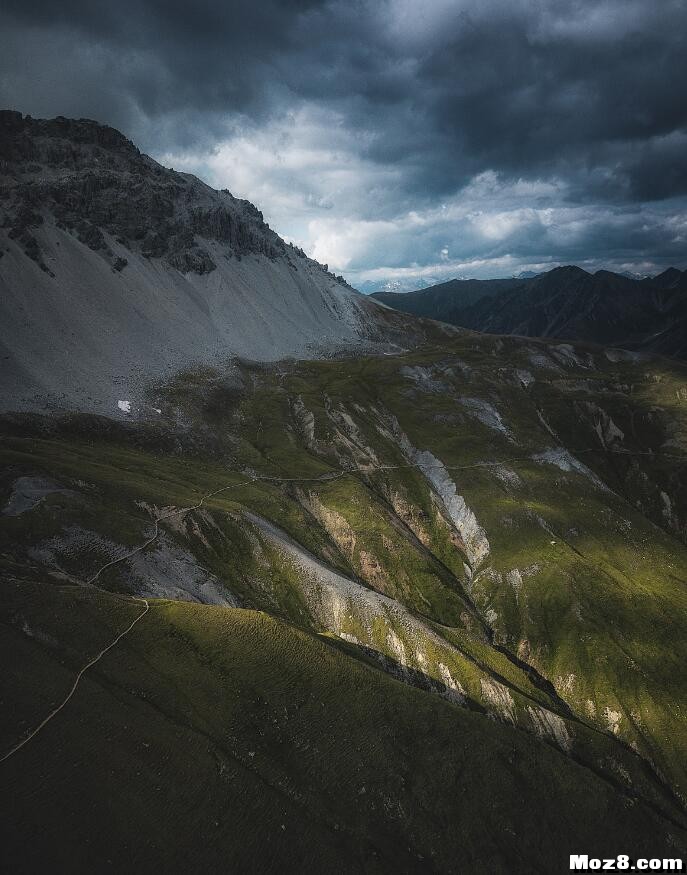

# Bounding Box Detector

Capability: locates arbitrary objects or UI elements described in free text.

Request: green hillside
[2,331,687,871]
[2,583,686,873]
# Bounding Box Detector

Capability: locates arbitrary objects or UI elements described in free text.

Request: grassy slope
[1,581,686,875]
[1,332,687,870]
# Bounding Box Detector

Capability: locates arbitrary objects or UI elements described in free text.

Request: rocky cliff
[0,111,408,414]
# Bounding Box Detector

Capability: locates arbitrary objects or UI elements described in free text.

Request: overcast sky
[2,0,686,290]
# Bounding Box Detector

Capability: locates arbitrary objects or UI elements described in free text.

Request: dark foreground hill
[373,265,687,359]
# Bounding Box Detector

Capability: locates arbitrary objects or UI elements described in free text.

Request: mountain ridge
[3,335,687,871]
[372,265,687,359]
[0,111,424,416]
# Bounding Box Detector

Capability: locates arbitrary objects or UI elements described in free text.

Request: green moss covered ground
[2,332,687,871]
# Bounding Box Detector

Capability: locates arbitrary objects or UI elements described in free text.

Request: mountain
[372,276,515,320]
[2,115,687,872]
[0,111,417,415]
[356,274,470,295]
[513,270,542,279]
[372,265,687,359]
[459,266,687,358]
[3,333,687,871]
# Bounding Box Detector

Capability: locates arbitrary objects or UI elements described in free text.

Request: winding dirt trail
[0,471,342,763]
[1,443,668,764]
[0,597,150,764]
[0,476,266,764]
[85,475,262,585]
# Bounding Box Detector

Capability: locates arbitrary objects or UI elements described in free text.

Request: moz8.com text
[570,856,683,871]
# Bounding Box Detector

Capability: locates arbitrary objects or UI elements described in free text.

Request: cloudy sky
[2,0,686,290]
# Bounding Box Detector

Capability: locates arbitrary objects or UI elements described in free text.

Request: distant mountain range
[372,265,687,359]
[355,274,451,294]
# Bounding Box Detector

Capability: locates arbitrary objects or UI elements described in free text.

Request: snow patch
[117,400,131,413]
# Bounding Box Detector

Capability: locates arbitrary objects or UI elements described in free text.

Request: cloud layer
[2,0,686,288]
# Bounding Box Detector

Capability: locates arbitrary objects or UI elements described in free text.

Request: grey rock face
[0,110,292,275]
[0,112,402,414]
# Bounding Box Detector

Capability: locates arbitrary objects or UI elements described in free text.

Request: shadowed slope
[2,581,686,874]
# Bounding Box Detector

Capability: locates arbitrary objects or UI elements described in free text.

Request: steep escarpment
[0,111,287,274]
[0,111,419,414]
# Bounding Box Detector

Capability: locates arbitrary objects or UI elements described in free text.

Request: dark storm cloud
[1,0,686,280]
[0,0,326,146]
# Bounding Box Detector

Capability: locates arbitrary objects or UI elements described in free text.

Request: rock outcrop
[0,111,406,414]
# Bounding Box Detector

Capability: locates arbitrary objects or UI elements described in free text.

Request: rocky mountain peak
[0,110,292,276]
[652,266,685,289]
[542,265,590,279]
[0,110,141,165]
[0,111,418,415]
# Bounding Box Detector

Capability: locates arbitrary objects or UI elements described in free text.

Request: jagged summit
[0,112,413,415]
[0,110,139,159]
[0,109,298,275]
